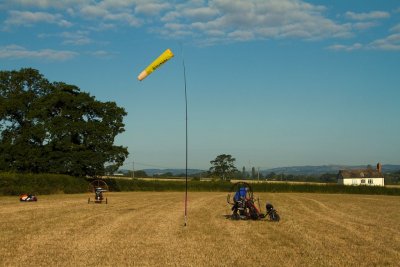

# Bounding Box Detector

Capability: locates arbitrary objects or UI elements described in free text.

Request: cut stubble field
[1,192,399,266]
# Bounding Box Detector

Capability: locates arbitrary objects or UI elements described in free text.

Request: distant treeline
[126,170,400,184]
[104,179,400,196]
[1,172,400,196]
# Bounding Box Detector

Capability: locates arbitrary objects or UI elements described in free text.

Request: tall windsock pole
[182,46,188,227]
[137,47,188,226]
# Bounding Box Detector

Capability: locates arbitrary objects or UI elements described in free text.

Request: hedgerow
[0,172,87,195]
[1,173,399,196]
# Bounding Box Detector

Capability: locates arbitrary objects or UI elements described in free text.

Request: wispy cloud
[134,2,171,15]
[345,11,390,21]
[390,23,400,33]
[3,0,91,9]
[89,50,117,58]
[329,8,398,52]
[1,0,354,45]
[159,0,351,45]
[38,31,92,46]
[80,3,141,26]
[352,21,379,30]
[61,31,92,45]
[368,33,400,51]
[4,10,72,28]
[2,0,398,48]
[327,43,363,51]
[328,32,400,52]
[0,45,78,60]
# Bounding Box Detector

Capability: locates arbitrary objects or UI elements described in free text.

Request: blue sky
[1,0,399,170]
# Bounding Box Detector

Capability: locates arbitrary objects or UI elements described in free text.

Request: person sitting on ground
[232,187,248,216]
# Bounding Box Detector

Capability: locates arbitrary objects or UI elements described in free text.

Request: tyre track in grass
[1,193,177,266]
[294,194,400,241]
[283,193,400,265]
[67,192,185,266]
[184,192,295,266]
[165,192,255,266]
[2,192,400,266]
[256,193,347,266]
[297,194,400,235]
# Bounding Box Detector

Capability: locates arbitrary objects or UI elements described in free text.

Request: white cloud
[80,5,109,17]
[86,23,116,32]
[0,45,78,60]
[3,0,146,28]
[3,0,91,9]
[352,21,379,30]
[181,6,219,21]
[368,33,400,51]
[165,23,186,31]
[37,31,92,46]
[79,2,141,26]
[390,23,400,33]
[328,33,400,52]
[61,31,92,45]
[327,43,363,51]
[5,0,396,47]
[2,0,353,45]
[157,0,351,44]
[161,11,180,22]
[104,12,141,26]
[134,1,170,15]
[227,30,254,41]
[345,11,390,21]
[99,0,136,9]
[4,11,72,28]
[89,50,117,58]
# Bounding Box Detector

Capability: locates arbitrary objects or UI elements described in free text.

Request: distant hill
[140,168,205,176]
[118,168,205,176]
[262,164,400,176]
[119,164,400,177]
[381,164,400,173]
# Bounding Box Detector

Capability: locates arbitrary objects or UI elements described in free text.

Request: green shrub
[1,173,399,196]
[0,172,87,195]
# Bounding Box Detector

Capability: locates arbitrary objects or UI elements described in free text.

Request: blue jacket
[234,187,247,201]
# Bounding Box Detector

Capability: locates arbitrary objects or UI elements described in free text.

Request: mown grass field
[1,192,399,266]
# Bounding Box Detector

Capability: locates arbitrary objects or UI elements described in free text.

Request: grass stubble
[0,192,399,266]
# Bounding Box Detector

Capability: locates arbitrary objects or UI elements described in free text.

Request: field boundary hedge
[104,179,400,195]
[0,172,87,195]
[1,173,400,196]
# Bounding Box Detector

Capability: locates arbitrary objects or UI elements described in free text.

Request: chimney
[377,162,382,173]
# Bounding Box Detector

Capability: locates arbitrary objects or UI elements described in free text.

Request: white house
[337,163,385,187]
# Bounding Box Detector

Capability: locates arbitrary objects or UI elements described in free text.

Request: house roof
[338,169,384,179]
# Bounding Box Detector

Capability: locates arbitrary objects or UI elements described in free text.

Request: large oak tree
[0,68,128,176]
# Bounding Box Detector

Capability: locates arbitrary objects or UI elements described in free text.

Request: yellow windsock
[138,49,174,81]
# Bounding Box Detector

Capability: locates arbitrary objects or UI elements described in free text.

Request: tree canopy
[0,68,128,176]
[209,154,238,180]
